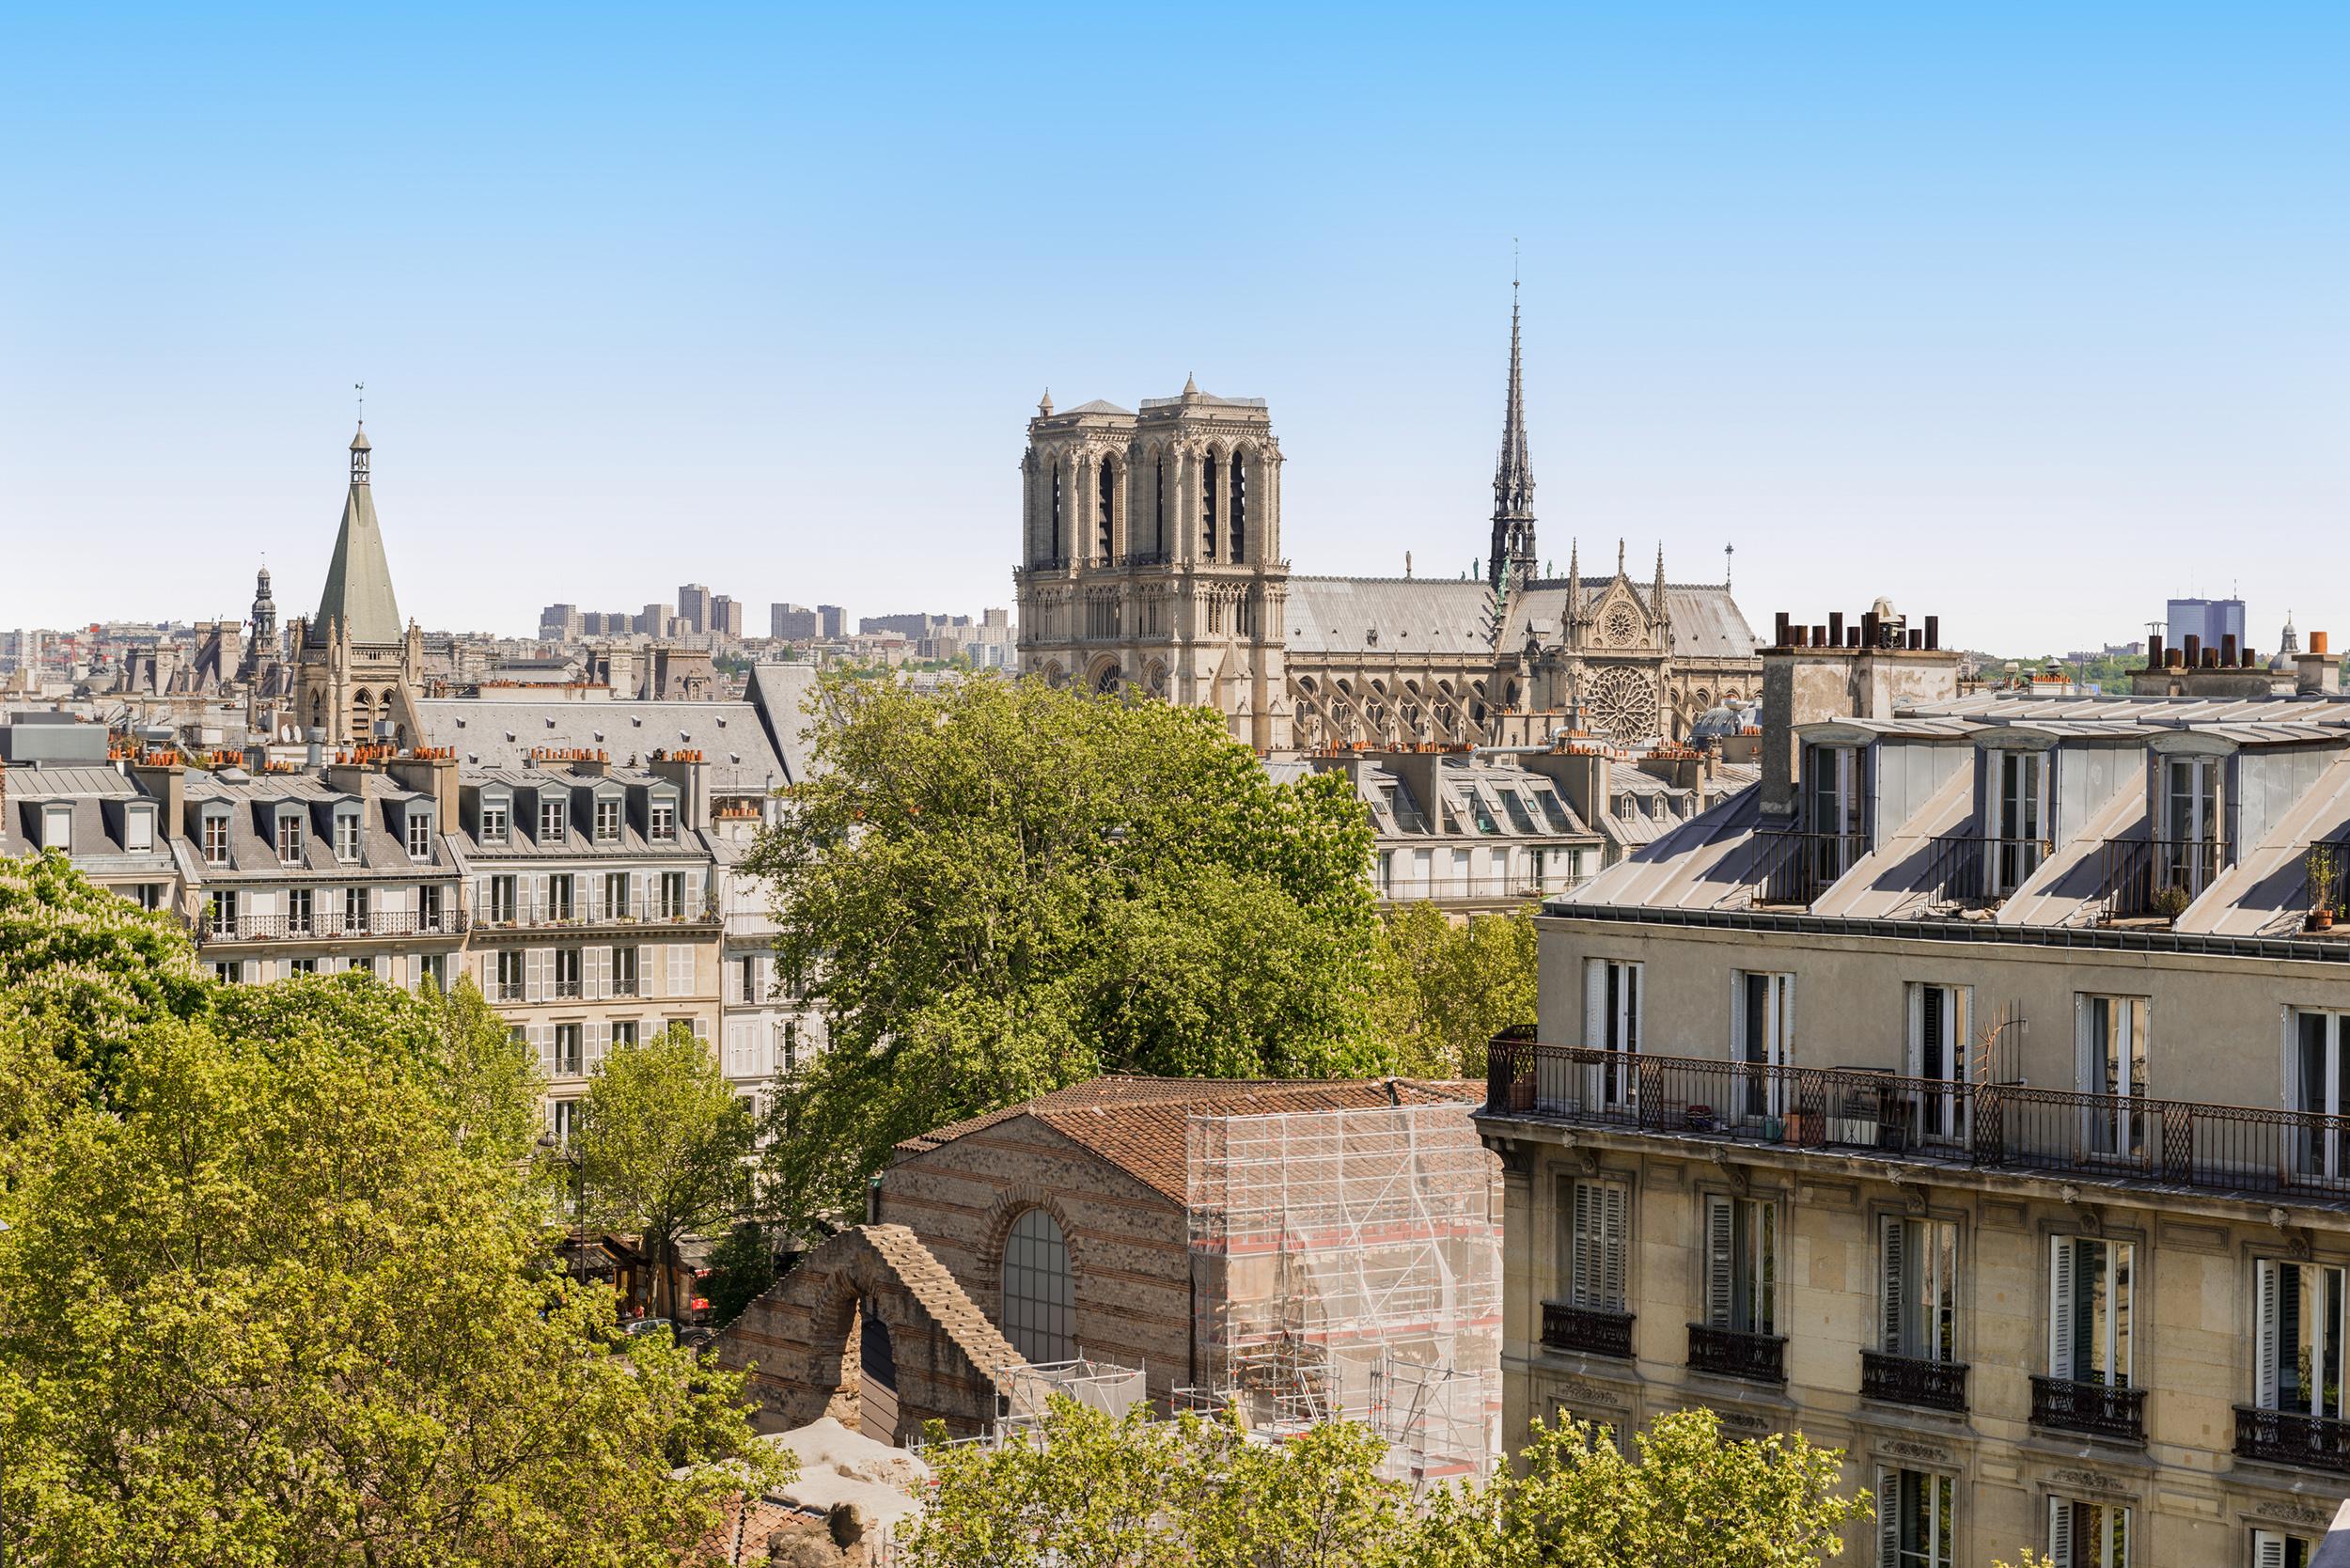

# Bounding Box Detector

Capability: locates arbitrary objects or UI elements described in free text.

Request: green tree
[1372,902,1539,1078]
[0,1014,784,1567]
[744,675,1389,1231]
[0,852,209,1095]
[576,1025,757,1319]
[701,1220,781,1325]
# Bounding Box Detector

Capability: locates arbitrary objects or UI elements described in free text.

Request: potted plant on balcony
[2151,882,2192,924]
[2309,842,2338,933]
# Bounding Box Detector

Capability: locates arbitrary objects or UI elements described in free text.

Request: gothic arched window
[1049,463,1064,563]
[1002,1208,1073,1366]
[1230,450,1248,561]
[1153,454,1167,556]
[1201,450,1220,560]
[1096,461,1115,562]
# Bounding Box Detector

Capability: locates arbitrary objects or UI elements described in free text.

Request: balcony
[2030,1374,2145,1443]
[2099,836,2224,922]
[1483,1038,2350,1209]
[472,893,720,933]
[193,908,468,946]
[1919,833,2050,908]
[1860,1350,1968,1414]
[1687,1324,1786,1384]
[1377,875,1588,908]
[1542,1301,1635,1360]
[1746,831,1864,908]
[2234,1406,2350,1475]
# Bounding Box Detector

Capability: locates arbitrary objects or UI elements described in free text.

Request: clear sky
[3,4,2344,652]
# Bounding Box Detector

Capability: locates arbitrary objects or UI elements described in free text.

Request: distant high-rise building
[677,584,712,635]
[710,594,744,640]
[637,603,674,636]
[771,603,818,641]
[861,613,943,638]
[2167,597,2247,654]
[540,603,582,641]
[818,604,846,639]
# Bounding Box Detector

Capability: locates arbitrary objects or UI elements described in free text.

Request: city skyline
[4,5,2346,651]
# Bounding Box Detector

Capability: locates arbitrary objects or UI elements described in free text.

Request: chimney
[2183,634,2201,668]
[128,752,186,841]
[2145,634,2165,669]
[1759,607,1963,819]
[650,749,712,830]
[305,727,325,769]
[384,748,460,826]
[2222,633,2239,666]
[2298,633,2339,696]
[1519,743,1610,829]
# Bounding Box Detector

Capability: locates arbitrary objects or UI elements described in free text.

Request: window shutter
[586,1021,607,1074]
[2257,1259,2282,1409]
[2114,1242,2134,1383]
[1624,964,1639,1055]
[1874,1467,1899,1568]
[533,1024,555,1079]
[524,948,541,1003]
[533,872,549,921]
[631,871,646,918]
[670,945,692,995]
[1905,983,1924,1077]
[2074,994,2092,1095]
[687,867,702,914]
[634,944,648,996]
[2050,1239,2076,1380]
[1705,1195,1735,1329]
[1881,1215,1908,1356]
[1600,1183,1627,1309]
[2046,1498,2074,1568]
[1569,1183,1594,1306]
[1952,987,1972,1083]
[586,944,604,1001]
[1779,974,1794,1065]
[2253,1530,2289,1568]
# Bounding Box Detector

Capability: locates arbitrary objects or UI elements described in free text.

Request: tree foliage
[576,1023,757,1318]
[0,855,786,1565]
[902,1402,1870,1568]
[0,851,209,1093]
[1372,902,1538,1078]
[744,675,1390,1231]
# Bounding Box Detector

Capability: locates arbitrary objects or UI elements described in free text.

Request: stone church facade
[1013,295,1762,752]
[285,424,427,748]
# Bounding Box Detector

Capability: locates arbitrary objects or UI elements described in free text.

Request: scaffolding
[1183,1102,1503,1489]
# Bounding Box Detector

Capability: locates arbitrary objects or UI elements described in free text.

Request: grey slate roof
[310,478,405,646]
[176,770,462,879]
[1284,577,1495,657]
[0,765,180,880]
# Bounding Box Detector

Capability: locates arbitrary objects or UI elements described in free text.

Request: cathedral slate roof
[310,448,404,647]
[1283,577,1495,657]
[1500,579,1761,662]
[1058,399,1134,416]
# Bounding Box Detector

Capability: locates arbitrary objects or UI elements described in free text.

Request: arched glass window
[1229,451,1247,561]
[1002,1207,1073,1366]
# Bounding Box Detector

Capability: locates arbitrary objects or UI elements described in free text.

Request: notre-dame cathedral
[1012,291,1763,753]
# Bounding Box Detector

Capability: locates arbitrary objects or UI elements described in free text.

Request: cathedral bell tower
[1014,379,1291,750]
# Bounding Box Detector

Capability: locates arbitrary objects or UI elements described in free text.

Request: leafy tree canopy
[745,675,1390,1230]
[1373,902,1538,1078]
[0,852,209,1092]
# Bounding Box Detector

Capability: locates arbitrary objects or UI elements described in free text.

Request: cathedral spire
[1488,281,1536,590]
[310,423,402,648]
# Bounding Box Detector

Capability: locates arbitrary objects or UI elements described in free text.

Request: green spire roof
[309,424,403,646]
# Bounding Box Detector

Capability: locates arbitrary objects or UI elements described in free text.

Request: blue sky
[3,4,2344,652]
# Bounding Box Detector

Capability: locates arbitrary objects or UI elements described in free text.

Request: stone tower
[1014,379,1291,750]
[1488,284,1537,591]
[286,423,425,746]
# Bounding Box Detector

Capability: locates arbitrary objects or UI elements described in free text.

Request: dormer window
[539,798,567,841]
[333,810,361,863]
[123,804,154,853]
[41,803,72,854]
[650,800,678,842]
[200,809,230,866]
[594,797,620,842]
[405,807,433,861]
[1805,744,1864,840]
[275,812,305,865]
[480,800,509,846]
[2160,755,2221,898]
[1985,749,2047,894]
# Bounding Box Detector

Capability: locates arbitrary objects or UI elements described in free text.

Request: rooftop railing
[2099,836,2224,921]
[1483,1036,2350,1207]
[1919,833,2051,908]
[1746,831,1864,908]
[193,908,468,946]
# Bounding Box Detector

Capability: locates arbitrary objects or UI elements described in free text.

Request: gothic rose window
[1586,666,1659,743]
[1603,604,1640,646]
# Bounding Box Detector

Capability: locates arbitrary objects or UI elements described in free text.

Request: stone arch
[1145,659,1170,698]
[1088,656,1123,694]
[1042,660,1066,689]
[712,1224,1035,1444]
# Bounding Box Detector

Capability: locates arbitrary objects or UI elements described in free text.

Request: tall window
[1152,454,1166,554]
[1881,1215,1959,1363]
[2255,1259,2345,1419]
[1805,744,1864,839]
[201,812,229,865]
[659,871,686,919]
[344,886,369,930]
[479,802,509,845]
[495,949,525,1002]
[549,1098,578,1147]
[2047,1497,2131,1568]
[2160,754,2220,897]
[1001,1208,1074,1366]
[2292,1011,2350,1180]
[2077,996,2150,1158]
[1048,462,1063,560]
[553,948,582,999]
[612,945,639,997]
[2050,1237,2133,1388]
[611,1019,638,1048]
[605,870,631,918]
[1583,958,1641,1112]
[1873,1467,1954,1568]
[539,799,567,841]
[1095,462,1114,561]
[418,884,442,932]
[650,802,678,842]
[1200,450,1219,559]
[276,814,305,864]
[488,875,517,924]
[555,1024,583,1075]
[415,953,446,994]
[1734,972,1794,1119]
[209,888,240,930]
[1907,983,1969,1141]
[285,887,313,934]
[548,873,574,922]
[405,809,431,860]
[1561,1178,1628,1311]
[334,812,361,862]
[1988,749,2046,891]
[1702,1194,1777,1336]
[594,798,620,842]
[1229,450,1247,560]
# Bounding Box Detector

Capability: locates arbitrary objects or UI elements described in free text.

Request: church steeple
[308,422,402,647]
[1489,282,1537,590]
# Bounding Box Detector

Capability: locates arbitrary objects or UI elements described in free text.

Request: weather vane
[354,381,365,421]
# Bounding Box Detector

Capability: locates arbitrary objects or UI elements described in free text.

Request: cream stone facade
[1480,616,2350,1568]
[1013,297,1764,754]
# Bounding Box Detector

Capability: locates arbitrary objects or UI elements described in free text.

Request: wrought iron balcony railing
[2234,1405,2350,1474]
[1542,1301,1635,1360]
[1860,1350,1969,1414]
[1483,1038,2350,1206]
[192,908,468,946]
[1920,833,2051,907]
[2030,1374,2145,1443]
[1687,1323,1786,1383]
[2099,836,2225,921]
[471,893,719,933]
[1746,831,1865,908]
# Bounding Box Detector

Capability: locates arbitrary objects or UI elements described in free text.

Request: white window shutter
[1881,1215,1907,1356]
[1569,1183,1593,1307]
[1600,1183,1627,1309]
[1779,974,1794,1064]
[1953,986,1972,1083]
[634,944,648,996]
[1905,983,1924,1077]
[2257,1259,2281,1409]
[1704,1195,1735,1330]
[586,1021,607,1073]
[1581,959,1604,1049]
[687,867,702,913]
[669,945,691,995]
[2254,1530,2289,1568]
[2046,1498,2073,1568]
[631,871,646,918]
[1874,1466,1899,1568]
[533,1024,555,1079]
[2050,1238,2076,1380]
[2114,1242,2134,1383]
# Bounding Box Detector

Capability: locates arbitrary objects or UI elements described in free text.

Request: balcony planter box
[1785,1110,1825,1146]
